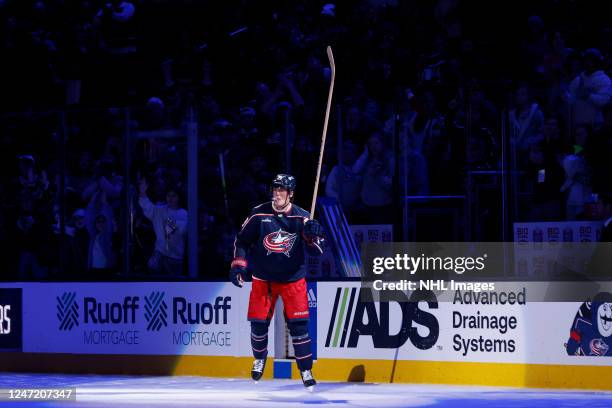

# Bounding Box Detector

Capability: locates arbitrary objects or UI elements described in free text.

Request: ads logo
[325,287,439,349]
[144,291,168,331]
[57,292,79,331]
[566,292,612,356]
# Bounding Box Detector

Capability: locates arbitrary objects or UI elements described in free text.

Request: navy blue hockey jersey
[233,202,323,282]
[566,298,612,357]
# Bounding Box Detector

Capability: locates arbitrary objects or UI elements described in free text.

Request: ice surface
[0,373,611,407]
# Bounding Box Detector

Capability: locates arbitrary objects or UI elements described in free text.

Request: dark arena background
[1,0,612,407]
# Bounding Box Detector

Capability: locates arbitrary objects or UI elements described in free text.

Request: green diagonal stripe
[332,288,350,347]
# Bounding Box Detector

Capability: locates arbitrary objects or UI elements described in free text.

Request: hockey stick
[310,46,336,219]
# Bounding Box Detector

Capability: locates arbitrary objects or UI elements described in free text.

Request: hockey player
[229,174,323,389]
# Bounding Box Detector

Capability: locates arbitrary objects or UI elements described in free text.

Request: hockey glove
[229,257,247,287]
[303,219,323,242]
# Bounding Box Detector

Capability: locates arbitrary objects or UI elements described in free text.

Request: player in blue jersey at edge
[229,174,324,389]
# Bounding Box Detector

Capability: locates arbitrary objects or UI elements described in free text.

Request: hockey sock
[251,321,269,360]
[288,321,312,371]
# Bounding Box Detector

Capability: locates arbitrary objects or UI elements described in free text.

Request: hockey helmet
[272,174,296,192]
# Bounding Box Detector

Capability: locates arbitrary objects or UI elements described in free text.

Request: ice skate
[300,369,316,391]
[251,358,266,382]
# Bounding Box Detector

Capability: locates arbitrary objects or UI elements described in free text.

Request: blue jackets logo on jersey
[590,338,609,356]
[263,229,297,257]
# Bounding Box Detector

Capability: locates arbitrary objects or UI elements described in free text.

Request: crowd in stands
[1,0,612,280]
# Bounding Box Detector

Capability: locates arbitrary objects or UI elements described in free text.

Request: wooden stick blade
[326,46,335,71]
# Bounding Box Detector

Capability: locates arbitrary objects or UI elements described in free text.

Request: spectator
[67,152,94,199]
[599,195,612,242]
[81,156,123,209]
[457,109,499,170]
[93,0,138,103]
[255,70,305,122]
[95,1,136,27]
[15,195,49,280]
[353,132,394,223]
[541,116,566,158]
[590,106,612,194]
[542,31,572,116]
[522,15,549,75]
[543,31,572,79]
[234,152,271,216]
[65,208,90,276]
[325,142,362,212]
[510,84,544,151]
[525,140,564,221]
[138,178,187,276]
[569,48,612,129]
[16,155,49,203]
[585,194,612,278]
[404,90,449,194]
[85,191,116,278]
[343,99,375,146]
[10,155,52,280]
[561,125,593,220]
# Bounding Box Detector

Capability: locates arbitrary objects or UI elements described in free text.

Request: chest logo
[263,229,297,257]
